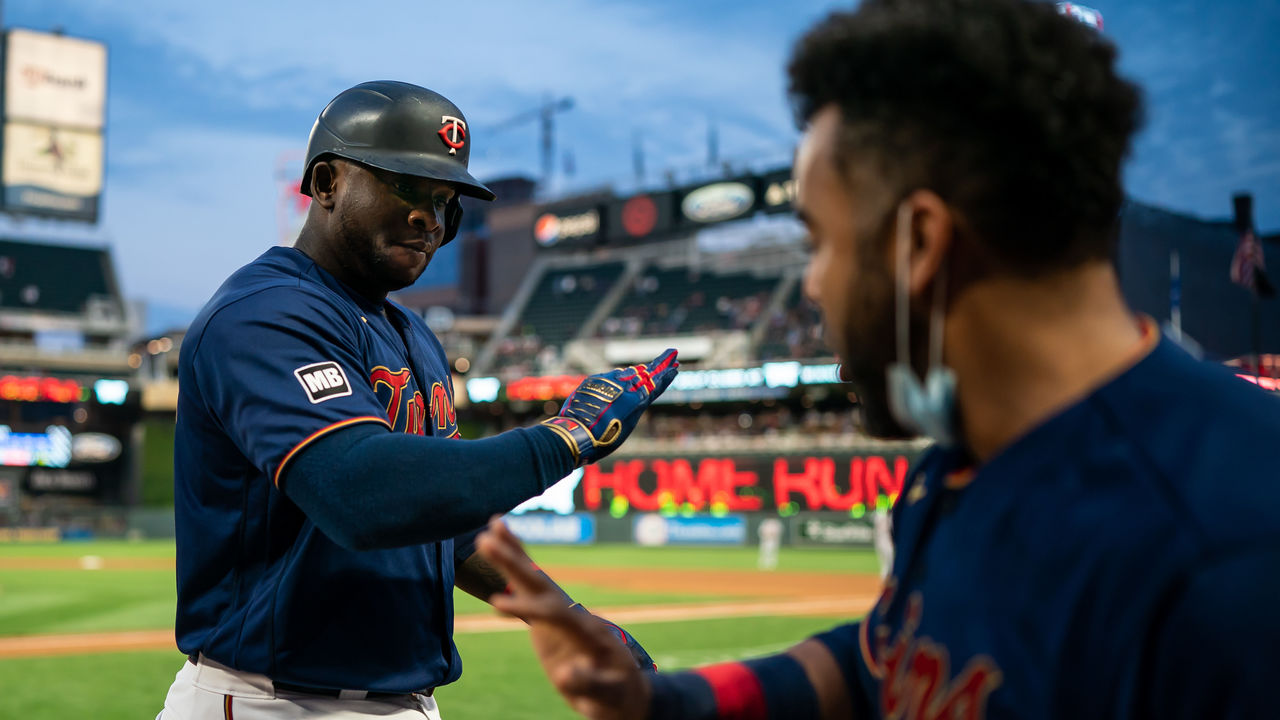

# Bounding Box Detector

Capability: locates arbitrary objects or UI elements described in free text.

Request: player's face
[796,106,912,438]
[333,162,456,294]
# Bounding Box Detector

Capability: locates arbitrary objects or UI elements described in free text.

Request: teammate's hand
[540,349,678,467]
[570,604,657,673]
[477,517,650,720]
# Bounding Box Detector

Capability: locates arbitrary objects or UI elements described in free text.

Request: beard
[831,251,929,441]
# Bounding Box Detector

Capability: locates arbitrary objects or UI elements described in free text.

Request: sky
[1,0,1277,334]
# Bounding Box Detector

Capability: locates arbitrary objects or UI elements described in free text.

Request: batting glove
[540,348,679,467]
[570,602,657,673]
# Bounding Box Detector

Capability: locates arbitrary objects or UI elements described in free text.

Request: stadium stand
[492,262,626,376]
[598,267,778,338]
[758,284,830,361]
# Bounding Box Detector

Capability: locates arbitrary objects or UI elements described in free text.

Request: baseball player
[157,81,675,719]
[473,1,1280,718]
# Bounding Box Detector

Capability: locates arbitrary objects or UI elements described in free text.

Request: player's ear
[902,189,954,301]
[310,159,340,209]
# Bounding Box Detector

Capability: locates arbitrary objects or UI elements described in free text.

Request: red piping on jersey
[273,416,392,487]
[694,662,768,720]
[1129,314,1160,363]
[944,468,976,490]
[223,694,234,720]
[859,619,883,680]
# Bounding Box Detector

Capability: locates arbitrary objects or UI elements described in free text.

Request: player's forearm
[455,550,574,604]
[281,423,576,550]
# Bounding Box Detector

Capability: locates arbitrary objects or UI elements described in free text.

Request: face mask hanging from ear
[885,202,959,447]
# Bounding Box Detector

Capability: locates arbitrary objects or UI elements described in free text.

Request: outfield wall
[1,448,923,547]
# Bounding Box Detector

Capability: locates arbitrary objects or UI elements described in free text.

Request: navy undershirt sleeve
[812,622,873,716]
[281,422,577,550]
[452,525,485,565]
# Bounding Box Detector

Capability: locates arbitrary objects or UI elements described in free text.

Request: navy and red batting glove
[570,602,657,673]
[541,348,679,467]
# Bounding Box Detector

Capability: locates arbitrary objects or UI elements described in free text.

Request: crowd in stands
[758,286,831,360]
[635,406,858,443]
[491,264,623,377]
[465,405,869,452]
[597,269,777,338]
[487,262,835,379]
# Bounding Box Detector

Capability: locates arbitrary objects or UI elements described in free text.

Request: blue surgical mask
[885,203,959,447]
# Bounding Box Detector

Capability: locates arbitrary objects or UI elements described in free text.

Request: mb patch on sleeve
[294,361,352,404]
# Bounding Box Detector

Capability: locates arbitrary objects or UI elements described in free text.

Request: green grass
[0,649,186,719]
[0,540,873,718]
[0,569,176,636]
[454,586,733,616]
[438,614,854,719]
[0,540,177,558]
[0,615,856,720]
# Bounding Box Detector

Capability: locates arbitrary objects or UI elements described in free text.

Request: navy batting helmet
[300,81,495,244]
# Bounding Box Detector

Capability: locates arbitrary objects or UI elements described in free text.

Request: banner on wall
[504,513,596,545]
[632,513,746,546]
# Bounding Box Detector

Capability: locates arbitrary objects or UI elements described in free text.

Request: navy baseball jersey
[174,246,465,693]
[654,322,1280,717]
[844,325,1280,717]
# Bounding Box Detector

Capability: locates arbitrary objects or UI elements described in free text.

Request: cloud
[101,125,296,308]
[72,0,818,183]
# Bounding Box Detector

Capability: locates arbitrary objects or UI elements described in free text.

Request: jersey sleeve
[647,653,819,719]
[1138,546,1280,720]
[811,621,876,717]
[186,286,391,485]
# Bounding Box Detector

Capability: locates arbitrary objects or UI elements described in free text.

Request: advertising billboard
[2,29,108,222]
[677,177,758,228]
[605,190,676,244]
[4,29,107,129]
[2,122,103,220]
[758,168,796,215]
[532,203,604,250]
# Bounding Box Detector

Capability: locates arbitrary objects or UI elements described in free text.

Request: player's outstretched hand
[540,349,678,467]
[477,517,649,720]
[570,604,657,673]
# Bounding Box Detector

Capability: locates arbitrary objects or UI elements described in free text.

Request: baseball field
[0,539,881,719]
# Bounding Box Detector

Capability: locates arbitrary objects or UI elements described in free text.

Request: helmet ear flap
[442,198,464,245]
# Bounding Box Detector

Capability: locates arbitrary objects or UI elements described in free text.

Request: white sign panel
[5,29,108,129]
[2,122,103,219]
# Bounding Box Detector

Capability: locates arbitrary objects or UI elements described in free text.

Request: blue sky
[1,0,1276,333]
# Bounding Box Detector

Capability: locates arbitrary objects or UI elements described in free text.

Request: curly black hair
[788,0,1143,274]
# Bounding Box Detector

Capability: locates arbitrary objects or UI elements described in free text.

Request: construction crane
[488,95,574,186]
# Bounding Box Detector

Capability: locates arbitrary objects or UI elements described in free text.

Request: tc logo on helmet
[438,116,467,155]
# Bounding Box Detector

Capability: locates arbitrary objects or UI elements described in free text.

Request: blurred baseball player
[157,81,675,719]
[475,1,1280,717]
